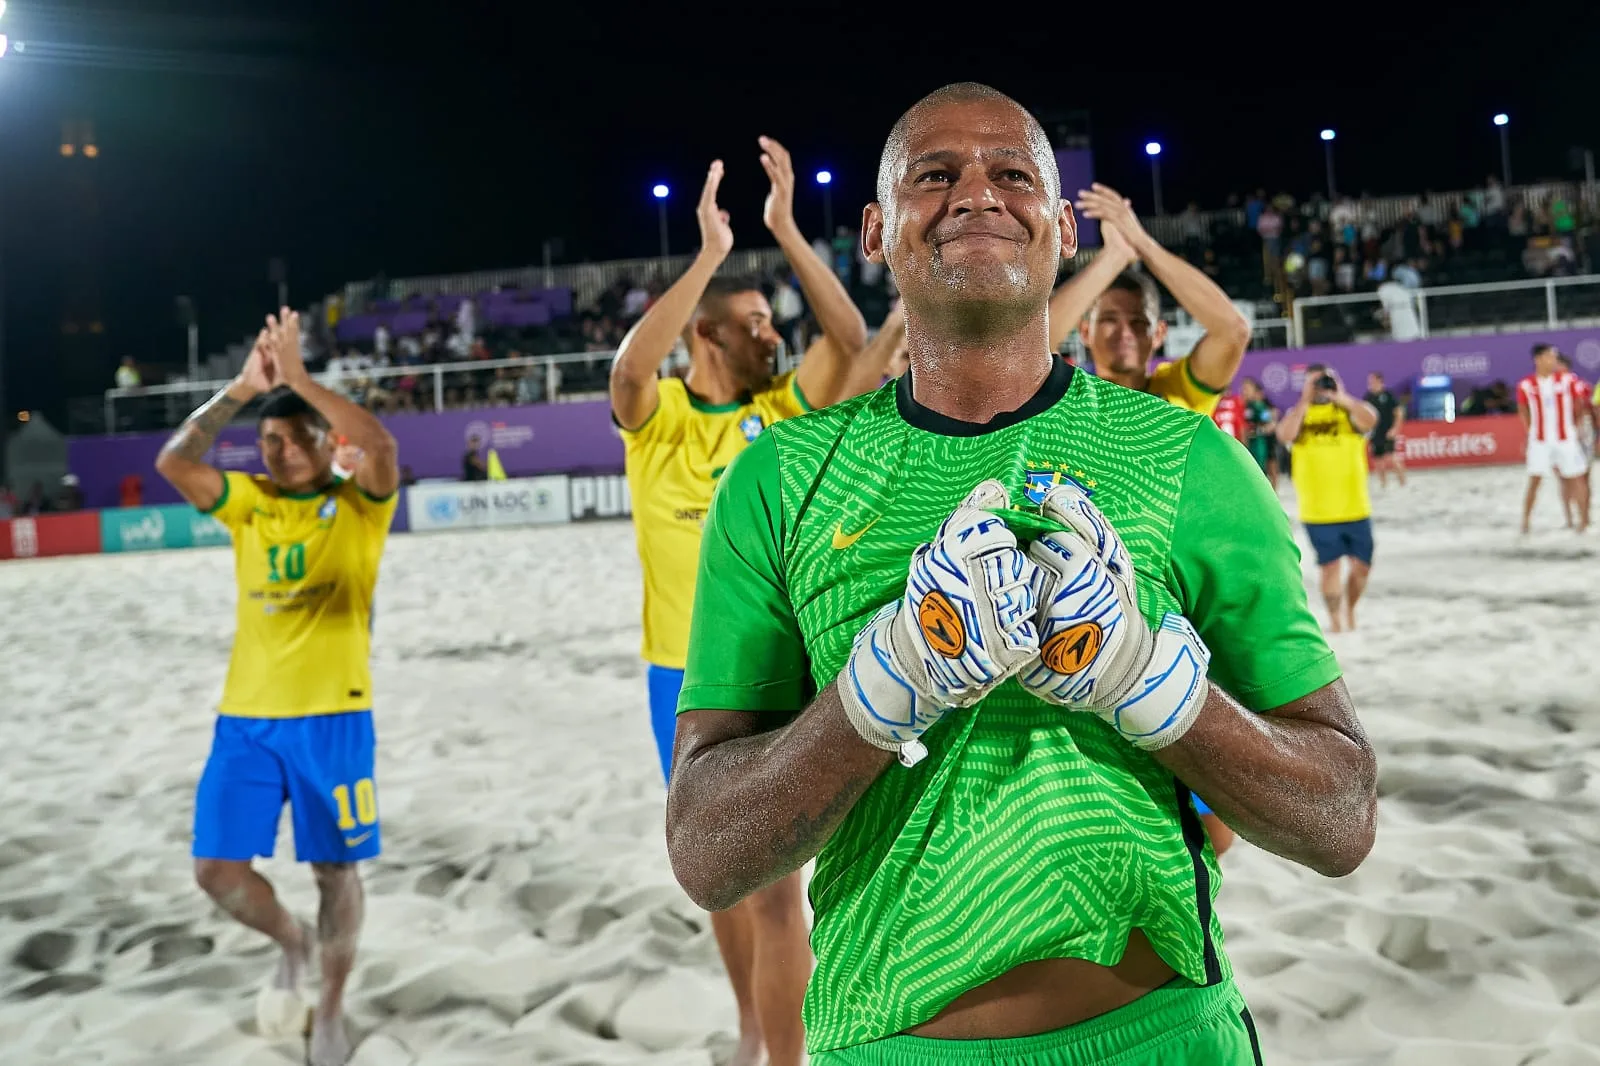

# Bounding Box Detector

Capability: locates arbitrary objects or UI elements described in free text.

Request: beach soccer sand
[1,464,1598,1065]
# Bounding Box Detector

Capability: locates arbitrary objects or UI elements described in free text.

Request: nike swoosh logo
[832,516,881,550]
[344,831,374,848]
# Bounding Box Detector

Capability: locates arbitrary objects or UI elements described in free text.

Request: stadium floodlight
[1144,142,1164,214]
[651,183,669,200]
[652,185,670,259]
[1320,128,1336,142]
[1493,113,1509,127]
[815,170,832,185]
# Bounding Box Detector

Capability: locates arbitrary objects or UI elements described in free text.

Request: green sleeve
[677,432,811,714]
[1166,422,1342,711]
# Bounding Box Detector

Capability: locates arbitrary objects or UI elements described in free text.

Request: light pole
[1144,141,1163,216]
[815,169,833,240]
[1493,113,1512,186]
[652,183,670,261]
[1320,128,1337,200]
[0,2,11,479]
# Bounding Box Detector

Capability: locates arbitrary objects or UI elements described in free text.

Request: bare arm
[666,683,895,912]
[1518,400,1530,435]
[1276,400,1309,446]
[1151,680,1376,877]
[610,163,733,431]
[840,303,907,398]
[1046,229,1136,352]
[1078,185,1251,391]
[155,381,258,510]
[1335,391,1380,434]
[267,311,400,499]
[155,330,274,510]
[750,137,866,409]
[1390,402,1406,435]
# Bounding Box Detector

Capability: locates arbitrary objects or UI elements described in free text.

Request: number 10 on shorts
[332,778,378,831]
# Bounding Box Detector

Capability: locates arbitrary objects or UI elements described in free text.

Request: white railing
[100,350,620,434]
[1290,273,1600,348]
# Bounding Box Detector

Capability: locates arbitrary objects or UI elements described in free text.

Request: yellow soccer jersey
[1148,355,1224,416]
[1290,403,1372,525]
[622,371,812,669]
[205,471,398,718]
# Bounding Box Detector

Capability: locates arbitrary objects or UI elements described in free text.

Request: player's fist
[839,480,1041,764]
[1019,482,1210,751]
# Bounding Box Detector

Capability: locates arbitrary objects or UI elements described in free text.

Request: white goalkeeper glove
[839,480,1041,766]
[1018,481,1211,751]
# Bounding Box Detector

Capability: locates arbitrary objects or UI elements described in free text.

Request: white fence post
[1291,300,1306,349]
[1546,279,1559,327]
[432,367,444,412]
[1417,291,1430,338]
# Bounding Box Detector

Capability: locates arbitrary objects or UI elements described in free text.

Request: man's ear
[862,203,887,265]
[1058,200,1079,262]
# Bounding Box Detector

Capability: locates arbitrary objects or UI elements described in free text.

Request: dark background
[2,0,1598,426]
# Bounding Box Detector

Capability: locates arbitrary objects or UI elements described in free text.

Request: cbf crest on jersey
[1024,464,1097,506]
[739,414,765,443]
[318,497,339,523]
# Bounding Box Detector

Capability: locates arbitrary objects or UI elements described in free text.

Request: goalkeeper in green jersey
[664,82,1377,1065]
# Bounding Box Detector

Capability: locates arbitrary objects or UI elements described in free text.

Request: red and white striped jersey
[1518,372,1584,442]
[1212,393,1246,442]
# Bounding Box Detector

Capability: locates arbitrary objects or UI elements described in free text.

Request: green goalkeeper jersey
[679,358,1341,1054]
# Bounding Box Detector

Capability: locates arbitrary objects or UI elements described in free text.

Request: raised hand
[236,328,278,397]
[758,135,798,239]
[1077,183,1155,254]
[1018,481,1211,751]
[839,480,1041,765]
[265,308,310,390]
[696,160,735,260]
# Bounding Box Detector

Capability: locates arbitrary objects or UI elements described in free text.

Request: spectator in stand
[770,267,805,353]
[1483,176,1507,229]
[374,322,392,363]
[116,356,142,389]
[1306,223,1331,296]
[0,484,14,519]
[623,278,651,320]
[1330,196,1358,248]
[1333,246,1357,293]
[1180,201,1206,262]
[1257,200,1284,281]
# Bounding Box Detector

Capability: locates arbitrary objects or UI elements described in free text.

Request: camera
[1316,374,1338,391]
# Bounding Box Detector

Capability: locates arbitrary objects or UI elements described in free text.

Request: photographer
[1278,365,1379,632]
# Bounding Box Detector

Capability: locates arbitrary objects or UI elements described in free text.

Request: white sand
[1,464,1598,1065]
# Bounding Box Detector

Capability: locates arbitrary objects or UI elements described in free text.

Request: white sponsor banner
[569,474,633,521]
[407,477,571,532]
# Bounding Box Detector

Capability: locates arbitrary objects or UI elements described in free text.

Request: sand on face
[1,464,1598,1065]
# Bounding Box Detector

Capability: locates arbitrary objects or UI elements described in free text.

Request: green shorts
[811,979,1263,1066]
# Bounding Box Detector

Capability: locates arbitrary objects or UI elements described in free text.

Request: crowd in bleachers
[284,180,1597,415]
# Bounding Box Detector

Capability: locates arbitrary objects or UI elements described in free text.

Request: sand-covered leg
[307,863,363,1066]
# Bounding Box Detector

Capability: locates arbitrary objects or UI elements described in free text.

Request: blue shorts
[193,712,380,864]
[1304,518,1374,567]
[648,665,685,783]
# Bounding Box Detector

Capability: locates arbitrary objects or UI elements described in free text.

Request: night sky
[2,0,1598,426]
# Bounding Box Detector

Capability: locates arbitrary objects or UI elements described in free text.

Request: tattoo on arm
[163,392,246,463]
[775,779,868,873]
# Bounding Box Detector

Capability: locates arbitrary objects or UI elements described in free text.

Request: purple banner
[68,400,624,510]
[1233,327,1600,411]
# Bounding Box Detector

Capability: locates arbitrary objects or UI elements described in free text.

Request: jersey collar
[896,356,1074,437]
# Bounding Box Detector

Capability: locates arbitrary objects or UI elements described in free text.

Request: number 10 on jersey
[266,542,307,582]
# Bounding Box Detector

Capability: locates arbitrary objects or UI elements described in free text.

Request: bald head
[876,82,1060,206]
